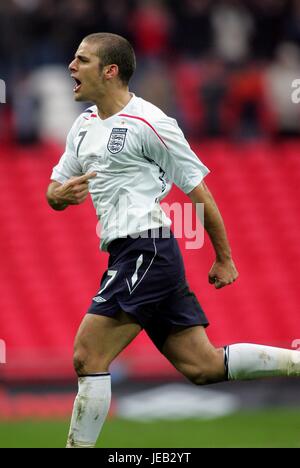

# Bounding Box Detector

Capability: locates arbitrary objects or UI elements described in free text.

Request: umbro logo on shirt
[107,128,128,154]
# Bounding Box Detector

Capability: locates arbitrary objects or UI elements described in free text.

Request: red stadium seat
[0,141,300,381]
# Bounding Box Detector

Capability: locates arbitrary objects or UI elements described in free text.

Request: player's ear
[104,64,119,80]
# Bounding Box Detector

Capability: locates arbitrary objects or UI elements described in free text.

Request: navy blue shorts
[87,229,209,350]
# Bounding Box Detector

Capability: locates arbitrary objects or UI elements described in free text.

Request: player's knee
[73,352,87,376]
[73,343,93,375]
[182,349,225,385]
[73,344,110,376]
[185,368,212,386]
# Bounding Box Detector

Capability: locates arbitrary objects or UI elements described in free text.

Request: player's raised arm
[188,181,239,289]
[46,172,97,211]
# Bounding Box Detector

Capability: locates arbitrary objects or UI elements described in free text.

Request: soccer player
[46,33,300,448]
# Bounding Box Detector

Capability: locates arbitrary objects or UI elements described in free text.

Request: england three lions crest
[107,128,128,154]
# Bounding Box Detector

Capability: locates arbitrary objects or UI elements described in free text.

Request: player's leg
[67,311,142,448]
[73,311,142,374]
[162,325,300,385]
[162,325,225,385]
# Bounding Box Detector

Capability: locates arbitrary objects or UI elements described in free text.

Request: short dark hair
[83,33,136,85]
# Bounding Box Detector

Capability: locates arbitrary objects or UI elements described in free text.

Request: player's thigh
[162,325,224,380]
[74,311,142,364]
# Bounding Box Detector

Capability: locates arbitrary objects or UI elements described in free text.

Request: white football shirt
[51,94,210,251]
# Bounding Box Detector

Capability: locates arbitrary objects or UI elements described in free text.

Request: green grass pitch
[0,409,300,448]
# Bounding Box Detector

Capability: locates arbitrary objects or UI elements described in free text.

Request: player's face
[69,41,105,102]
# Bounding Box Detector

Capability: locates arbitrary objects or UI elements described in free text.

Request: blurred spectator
[249,0,289,60]
[28,65,81,143]
[285,0,300,46]
[264,42,300,138]
[100,0,132,40]
[129,0,172,59]
[0,0,300,143]
[174,57,228,139]
[199,58,228,138]
[133,62,175,116]
[11,65,80,144]
[171,0,213,59]
[224,63,274,139]
[211,0,254,65]
[13,76,40,145]
[173,60,203,137]
[55,0,108,61]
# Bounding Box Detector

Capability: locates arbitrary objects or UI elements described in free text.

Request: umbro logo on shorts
[93,296,107,303]
[107,128,128,154]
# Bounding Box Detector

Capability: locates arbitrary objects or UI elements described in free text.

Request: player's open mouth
[73,78,82,93]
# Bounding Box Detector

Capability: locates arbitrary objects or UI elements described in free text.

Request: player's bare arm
[188,181,239,289]
[46,172,97,211]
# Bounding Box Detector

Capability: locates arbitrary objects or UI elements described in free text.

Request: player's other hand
[208,258,239,289]
[55,172,97,205]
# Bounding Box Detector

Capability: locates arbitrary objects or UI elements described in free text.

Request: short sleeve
[51,124,83,184]
[142,117,210,194]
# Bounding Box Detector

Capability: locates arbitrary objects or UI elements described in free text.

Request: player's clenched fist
[208,258,239,289]
[47,172,97,210]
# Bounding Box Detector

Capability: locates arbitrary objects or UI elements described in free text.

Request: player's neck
[95,88,132,120]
